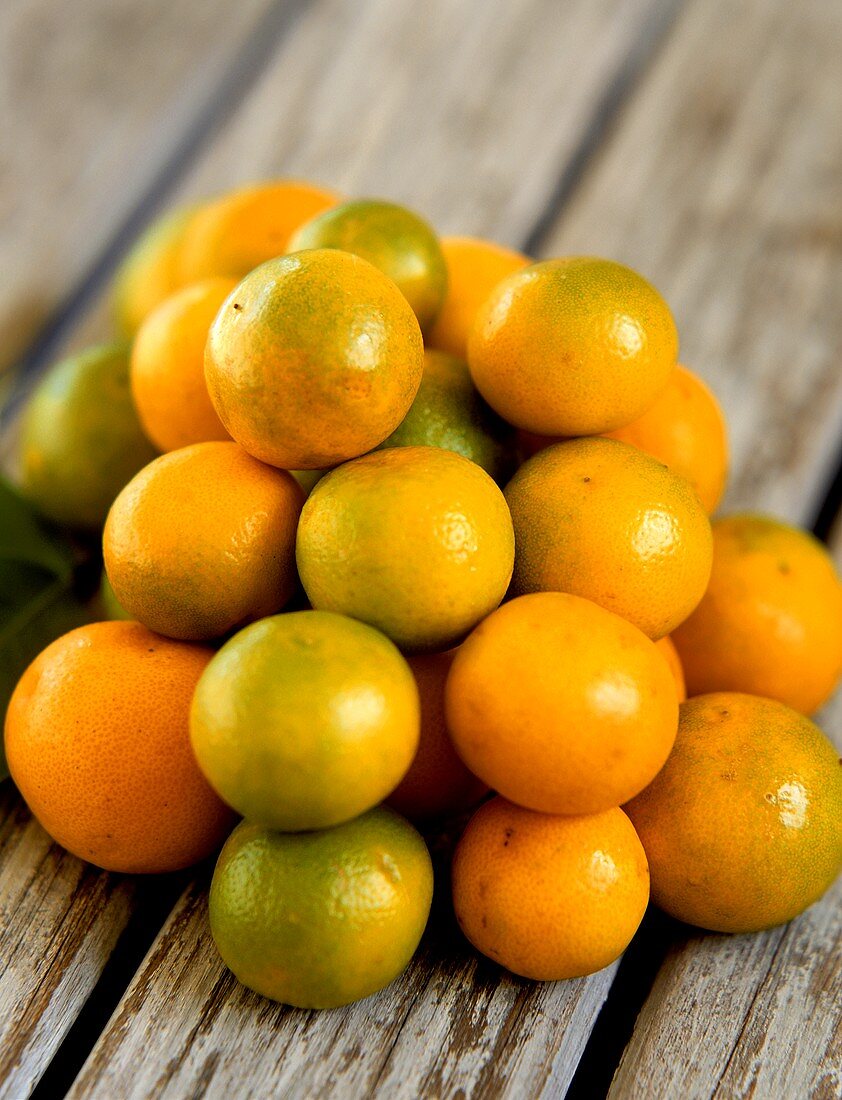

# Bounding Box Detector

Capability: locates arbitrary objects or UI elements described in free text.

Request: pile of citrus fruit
[6,180,842,1008]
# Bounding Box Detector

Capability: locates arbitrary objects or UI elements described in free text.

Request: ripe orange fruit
[672,514,842,714]
[505,437,713,639]
[626,693,842,932]
[656,635,687,702]
[178,180,339,284]
[113,206,196,336]
[605,365,728,514]
[387,650,488,822]
[428,236,529,359]
[204,250,424,469]
[288,198,447,331]
[19,343,157,529]
[446,593,678,815]
[297,446,515,652]
[378,349,516,482]
[130,278,234,452]
[4,621,234,873]
[452,797,649,980]
[210,808,433,1008]
[191,611,420,831]
[468,257,678,436]
[103,442,303,640]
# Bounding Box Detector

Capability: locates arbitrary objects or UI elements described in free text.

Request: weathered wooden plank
[544,0,842,525]
[1,6,319,1092]
[68,879,618,1099]
[612,888,840,1100]
[0,789,135,1099]
[528,1,842,1094]
[19,0,682,368]
[168,0,680,245]
[608,598,842,1099]
[0,0,280,375]
[55,0,679,1093]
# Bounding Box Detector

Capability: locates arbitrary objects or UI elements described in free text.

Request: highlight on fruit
[3,178,840,1011]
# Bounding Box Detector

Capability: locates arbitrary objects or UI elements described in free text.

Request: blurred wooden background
[1,0,840,1096]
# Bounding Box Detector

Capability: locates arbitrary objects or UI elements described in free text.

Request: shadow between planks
[544,0,842,1093]
[2,0,842,1094]
[0,0,299,385]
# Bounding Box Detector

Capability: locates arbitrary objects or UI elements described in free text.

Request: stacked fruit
[6,181,842,1009]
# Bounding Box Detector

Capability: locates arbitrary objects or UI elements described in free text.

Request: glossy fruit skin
[428,236,529,359]
[297,446,515,653]
[178,180,339,284]
[468,257,678,436]
[446,593,678,815]
[452,798,649,981]
[672,515,842,715]
[378,349,516,482]
[656,635,687,702]
[626,693,842,932]
[505,437,713,639]
[103,442,303,640]
[130,278,234,452]
[4,621,234,873]
[190,611,420,831]
[387,650,488,821]
[288,198,447,331]
[205,250,424,469]
[19,343,157,529]
[605,365,729,514]
[209,809,433,1008]
[113,206,196,336]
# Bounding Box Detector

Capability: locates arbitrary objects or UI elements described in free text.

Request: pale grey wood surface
[551,0,842,526]
[0,787,135,1099]
[0,4,285,1091]
[1,0,840,1095]
[536,1,842,1094]
[67,881,618,1099]
[0,0,277,374]
[609,583,842,1100]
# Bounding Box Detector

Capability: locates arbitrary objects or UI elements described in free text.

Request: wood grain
[23,0,683,370]
[0,0,279,375]
[544,0,842,525]
[166,0,680,245]
[608,654,842,1100]
[0,789,135,1099]
[68,877,618,1099]
[530,2,842,1094]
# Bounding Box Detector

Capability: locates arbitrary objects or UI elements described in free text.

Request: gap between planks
[0,0,295,385]
[1,0,310,429]
[542,0,842,1092]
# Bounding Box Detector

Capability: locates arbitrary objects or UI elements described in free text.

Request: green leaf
[0,476,74,578]
[0,476,90,780]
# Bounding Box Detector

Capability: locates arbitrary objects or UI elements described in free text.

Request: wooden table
[1,0,841,1095]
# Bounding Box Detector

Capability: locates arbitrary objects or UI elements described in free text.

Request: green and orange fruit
[210,808,433,1008]
[204,250,424,469]
[190,610,420,831]
[288,198,447,331]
